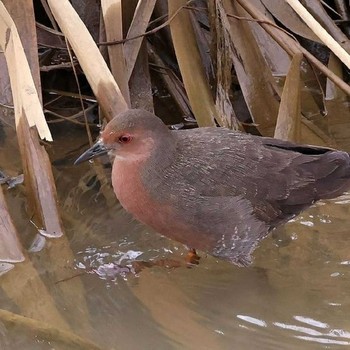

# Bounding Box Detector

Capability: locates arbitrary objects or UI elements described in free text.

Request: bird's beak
[74,140,108,164]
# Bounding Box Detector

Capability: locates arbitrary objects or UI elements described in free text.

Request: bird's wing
[174,128,347,225]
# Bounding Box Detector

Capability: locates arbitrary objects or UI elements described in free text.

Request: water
[1,123,350,349]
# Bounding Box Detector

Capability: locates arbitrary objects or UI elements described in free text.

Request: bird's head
[75,109,171,164]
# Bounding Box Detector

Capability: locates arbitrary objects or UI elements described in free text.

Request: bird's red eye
[118,134,132,143]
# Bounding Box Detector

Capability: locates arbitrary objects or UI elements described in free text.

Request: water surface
[1,123,350,350]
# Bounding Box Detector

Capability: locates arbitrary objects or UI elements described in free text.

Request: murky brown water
[1,121,350,350]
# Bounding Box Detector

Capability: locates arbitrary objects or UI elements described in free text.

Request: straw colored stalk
[101,0,131,106]
[0,309,103,350]
[221,0,280,135]
[0,1,64,237]
[236,0,350,97]
[124,0,157,80]
[47,0,128,121]
[286,0,350,69]
[274,52,302,142]
[168,0,217,127]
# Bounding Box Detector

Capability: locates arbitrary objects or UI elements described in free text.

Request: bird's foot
[185,249,201,267]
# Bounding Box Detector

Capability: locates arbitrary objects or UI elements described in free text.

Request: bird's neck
[112,133,177,188]
[111,134,177,218]
[146,135,177,172]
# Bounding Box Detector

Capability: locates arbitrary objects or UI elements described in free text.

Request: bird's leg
[185,248,201,267]
[131,258,182,273]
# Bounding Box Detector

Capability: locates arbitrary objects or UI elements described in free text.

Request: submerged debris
[0,171,24,189]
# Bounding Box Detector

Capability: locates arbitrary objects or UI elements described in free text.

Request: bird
[75,109,350,266]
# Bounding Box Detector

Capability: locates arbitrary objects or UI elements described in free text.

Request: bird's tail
[315,150,350,200]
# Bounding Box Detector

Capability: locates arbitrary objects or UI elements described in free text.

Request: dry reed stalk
[47,0,128,121]
[168,0,217,127]
[274,53,302,142]
[124,0,157,80]
[101,0,131,106]
[286,0,350,69]
[0,309,103,350]
[0,1,64,237]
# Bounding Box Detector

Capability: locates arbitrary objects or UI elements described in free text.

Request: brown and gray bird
[75,109,350,266]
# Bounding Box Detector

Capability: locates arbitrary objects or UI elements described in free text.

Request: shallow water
[1,123,350,350]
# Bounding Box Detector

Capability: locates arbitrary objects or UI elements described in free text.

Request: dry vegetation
[0,0,350,347]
